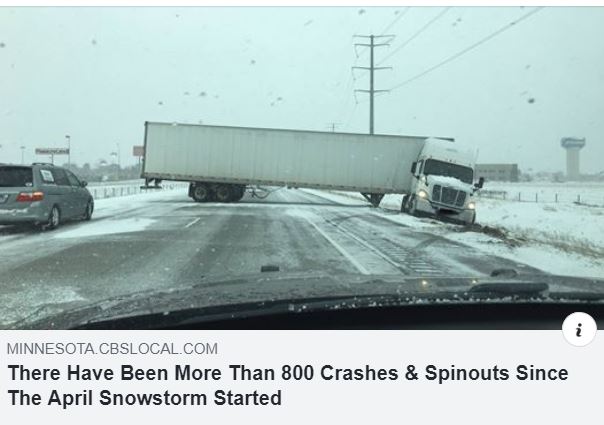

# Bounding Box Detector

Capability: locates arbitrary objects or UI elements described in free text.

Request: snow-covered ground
[87,180,188,200]
[479,181,604,206]
[301,188,604,279]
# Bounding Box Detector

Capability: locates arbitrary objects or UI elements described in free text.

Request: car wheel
[44,206,61,230]
[84,200,94,221]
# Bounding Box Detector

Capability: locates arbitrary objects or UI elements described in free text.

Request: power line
[355,8,406,62]
[388,7,544,92]
[377,7,451,66]
[379,7,410,36]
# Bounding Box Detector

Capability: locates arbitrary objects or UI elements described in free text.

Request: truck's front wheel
[401,195,408,212]
[192,184,212,202]
[406,195,418,216]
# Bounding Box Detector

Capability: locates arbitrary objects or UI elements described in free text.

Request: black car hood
[19,271,604,329]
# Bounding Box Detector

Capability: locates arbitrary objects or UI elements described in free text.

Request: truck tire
[231,185,245,202]
[401,195,408,213]
[407,195,419,217]
[192,184,211,202]
[215,184,233,202]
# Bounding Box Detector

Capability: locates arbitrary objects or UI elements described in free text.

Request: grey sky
[1,6,603,172]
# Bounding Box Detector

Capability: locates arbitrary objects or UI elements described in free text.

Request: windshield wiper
[469,282,549,299]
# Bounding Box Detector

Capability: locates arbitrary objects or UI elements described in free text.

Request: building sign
[35,148,70,155]
[132,145,145,157]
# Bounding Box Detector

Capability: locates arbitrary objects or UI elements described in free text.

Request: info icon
[562,312,597,347]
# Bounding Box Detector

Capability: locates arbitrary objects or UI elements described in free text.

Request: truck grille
[432,185,466,207]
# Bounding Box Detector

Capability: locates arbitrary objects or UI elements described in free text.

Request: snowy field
[478,181,604,206]
[302,187,604,279]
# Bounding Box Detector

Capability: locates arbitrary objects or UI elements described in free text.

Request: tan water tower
[560,137,586,180]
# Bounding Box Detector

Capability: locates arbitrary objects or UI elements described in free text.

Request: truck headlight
[468,202,476,210]
[418,189,428,199]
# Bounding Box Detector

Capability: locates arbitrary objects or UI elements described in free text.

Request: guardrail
[89,182,188,200]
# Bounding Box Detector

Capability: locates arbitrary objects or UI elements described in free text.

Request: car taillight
[16,191,44,202]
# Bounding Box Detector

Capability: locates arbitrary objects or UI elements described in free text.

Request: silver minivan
[0,163,94,230]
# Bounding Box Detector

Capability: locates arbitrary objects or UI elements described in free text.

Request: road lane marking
[184,217,201,228]
[302,217,369,275]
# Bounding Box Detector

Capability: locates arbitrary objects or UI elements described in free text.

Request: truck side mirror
[474,177,484,189]
[410,162,417,174]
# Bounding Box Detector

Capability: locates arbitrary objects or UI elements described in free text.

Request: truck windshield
[423,159,473,184]
[0,166,33,187]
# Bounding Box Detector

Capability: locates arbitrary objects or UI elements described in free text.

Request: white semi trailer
[141,122,483,224]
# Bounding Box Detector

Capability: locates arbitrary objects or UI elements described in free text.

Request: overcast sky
[1,6,603,172]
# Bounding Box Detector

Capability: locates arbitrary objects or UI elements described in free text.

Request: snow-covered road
[0,186,601,328]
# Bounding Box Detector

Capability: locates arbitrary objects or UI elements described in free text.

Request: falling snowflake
[0,42,5,48]
[250,59,256,65]
[358,9,366,15]
[158,101,164,106]
[91,39,97,46]
[527,98,535,104]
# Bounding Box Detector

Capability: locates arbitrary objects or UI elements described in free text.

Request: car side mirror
[410,162,417,174]
[80,180,88,187]
[474,177,484,189]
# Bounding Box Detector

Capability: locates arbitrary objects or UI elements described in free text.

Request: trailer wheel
[192,184,211,202]
[215,184,233,203]
[231,185,245,202]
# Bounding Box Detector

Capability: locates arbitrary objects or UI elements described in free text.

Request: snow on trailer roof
[145,121,455,143]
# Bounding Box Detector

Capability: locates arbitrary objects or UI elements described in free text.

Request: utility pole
[325,123,341,133]
[65,135,71,168]
[20,146,25,164]
[353,34,393,135]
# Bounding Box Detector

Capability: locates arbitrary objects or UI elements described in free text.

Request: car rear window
[0,166,34,187]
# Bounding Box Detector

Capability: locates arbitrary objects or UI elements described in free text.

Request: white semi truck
[141,122,483,224]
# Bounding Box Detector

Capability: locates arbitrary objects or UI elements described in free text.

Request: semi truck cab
[402,139,483,225]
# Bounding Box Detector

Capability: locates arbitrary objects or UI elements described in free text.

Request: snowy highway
[0,187,545,327]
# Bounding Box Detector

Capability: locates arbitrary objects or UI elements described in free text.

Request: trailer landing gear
[361,193,384,208]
